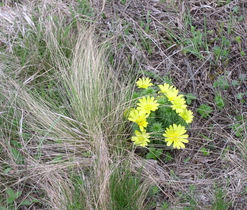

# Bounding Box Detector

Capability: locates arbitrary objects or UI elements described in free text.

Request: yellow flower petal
[158,83,174,94]
[131,130,150,147]
[163,124,189,149]
[165,88,179,102]
[136,77,153,89]
[170,95,187,113]
[128,109,149,131]
[137,96,159,114]
[179,109,194,124]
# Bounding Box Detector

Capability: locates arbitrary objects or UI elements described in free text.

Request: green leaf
[229,123,244,138]
[183,157,191,163]
[197,104,213,118]
[215,94,225,109]
[199,134,211,141]
[155,149,163,157]
[4,167,12,174]
[164,152,173,162]
[146,152,157,160]
[11,140,22,148]
[151,123,163,132]
[235,36,241,43]
[231,80,239,87]
[6,188,15,197]
[200,147,210,156]
[213,76,230,90]
[7,196,15,204]
[150,186,160,195]
[236,92,247,100]
[184,93,197,105]
[15,191,22,198]
[19,200,33,206]
[239,74,247,81]
[232,6,239,13]
[146,148,163,160]
[240,51,246,56]
[10,148,24,164]
[31,198,40,203]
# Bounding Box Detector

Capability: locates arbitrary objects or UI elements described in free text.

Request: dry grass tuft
[0,1,138,209]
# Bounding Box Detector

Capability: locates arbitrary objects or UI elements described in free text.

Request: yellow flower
[165,88,179,102]
[163,124,189,149]
[170,95,187,113]
[136,77,153,89]
[128,109,148,131]
[137,96,159,114]
[179,109,194,124]
[158,83,174,94]
[131,130,150,147]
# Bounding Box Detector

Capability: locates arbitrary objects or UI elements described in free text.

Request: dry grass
[0,1,135,209]
[0,0,247,209]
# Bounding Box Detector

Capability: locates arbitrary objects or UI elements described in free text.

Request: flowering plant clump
[126,77,194,149]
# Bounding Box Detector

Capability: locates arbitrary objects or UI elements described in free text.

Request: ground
[0,0,247,209]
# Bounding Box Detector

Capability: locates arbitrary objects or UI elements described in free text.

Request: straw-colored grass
[0,2,152,209]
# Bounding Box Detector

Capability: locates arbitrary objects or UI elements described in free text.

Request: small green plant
[149,185,160,195]
[236,92,247,104]
[140,11,152,33]
[213,76,230,90]
[182,27,206,59]
[212,187,231,210]
[0,188,32,210]
[213,46,229,64]
[197,104,213,118]
[110,168,152,210]
[67,174,86,210]
[138,11,153,55]
[148,185,162,207]
[216,0,233,6]
[120,0,127,5]
[10,147,25,165]
[146,147,163,160]
[212,38,231,65]
[239,73,247,81]
[231,79,240,87]
[73,0,94,17]
[215,93,225,109]
[232,6,239,14]
[126,77,194,149]
[240,51,246,56]
[235,36,246,56]
[6,188,22,206]
[199,147,210,156]
[229,115,247,138]
[183,93,197,105]
[161,202,169,209]
[177,185,198,209]
[138,32,153,55]
[181,14,210,60]
[164,151,173,162]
